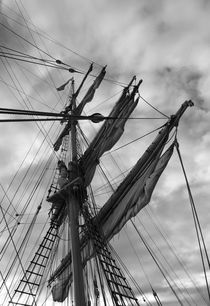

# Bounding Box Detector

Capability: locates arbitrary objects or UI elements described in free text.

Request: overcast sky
[0,0,210,305]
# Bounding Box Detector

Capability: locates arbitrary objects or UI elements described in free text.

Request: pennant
[56,78,72,91]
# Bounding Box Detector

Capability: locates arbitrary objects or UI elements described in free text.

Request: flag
[56,78,72,91]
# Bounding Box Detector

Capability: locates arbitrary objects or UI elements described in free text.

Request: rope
[135,216,196,305]
[131,220,185,306]
[108,124,165,154]
[0,21,56,60]
[144,206,208,304]
[123,229,161,305]
[139,94,169,119]
[0,201,37,305]
[175,140,210,302]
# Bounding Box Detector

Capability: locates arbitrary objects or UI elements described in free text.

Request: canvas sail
[54,66,106,151]
[95,141,174,241]
[80,80,140,186]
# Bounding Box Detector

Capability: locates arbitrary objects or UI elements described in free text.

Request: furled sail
[95,140,174,241]
[75,65,106,115]
[53,66,106,151]
[80,79,142,186]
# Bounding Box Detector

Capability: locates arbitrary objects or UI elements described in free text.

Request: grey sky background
[0,0,210,305]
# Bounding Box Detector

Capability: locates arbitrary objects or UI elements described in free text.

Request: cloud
[1,0,210,304]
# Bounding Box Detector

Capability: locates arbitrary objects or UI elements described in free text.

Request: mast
[67,79,86,305]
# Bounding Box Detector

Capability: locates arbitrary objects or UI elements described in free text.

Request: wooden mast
[67,79,86,305]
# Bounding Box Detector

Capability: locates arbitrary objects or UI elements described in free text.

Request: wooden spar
[67,79,86,306]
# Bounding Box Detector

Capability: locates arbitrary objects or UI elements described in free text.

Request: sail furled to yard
[80,80,141,187]
[53,66,106,151]
[75,66,106,115]
[96,141,174,241]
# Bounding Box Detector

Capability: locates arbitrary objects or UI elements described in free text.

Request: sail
[53,66,106,151]
[80,82,140,186]
[75,66,106,115]
[50,140,174,302]
[96,142,174,241]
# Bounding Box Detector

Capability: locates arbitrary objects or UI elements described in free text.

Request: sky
[0,0,210,305]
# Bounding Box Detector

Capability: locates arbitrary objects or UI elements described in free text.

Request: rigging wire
[0,141,55,253]
[0,46,72,111]
[123,228,162,305]
[135,216,196,305]
[0,201,42,294]
[0,49,59,149]
[79,116,203,304]
[0,122,56,227]
[108,124,165,154]
[0,78,56,111]
[1,1,102,68]
[0,5,202,304]
[109,243,152,305]
[0,21,56,61]
[144,206,208,305]
[17,0,76,108]
[0,184,17,222]
[1,2,174,120]
[0,200,37,305]
[0,9,170,121]
[0,270,12,302]
[175,140,210,302]
[139,94,169,119]
[78,117,189,304]
[131,220,185,306]
[0,51,74,71]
